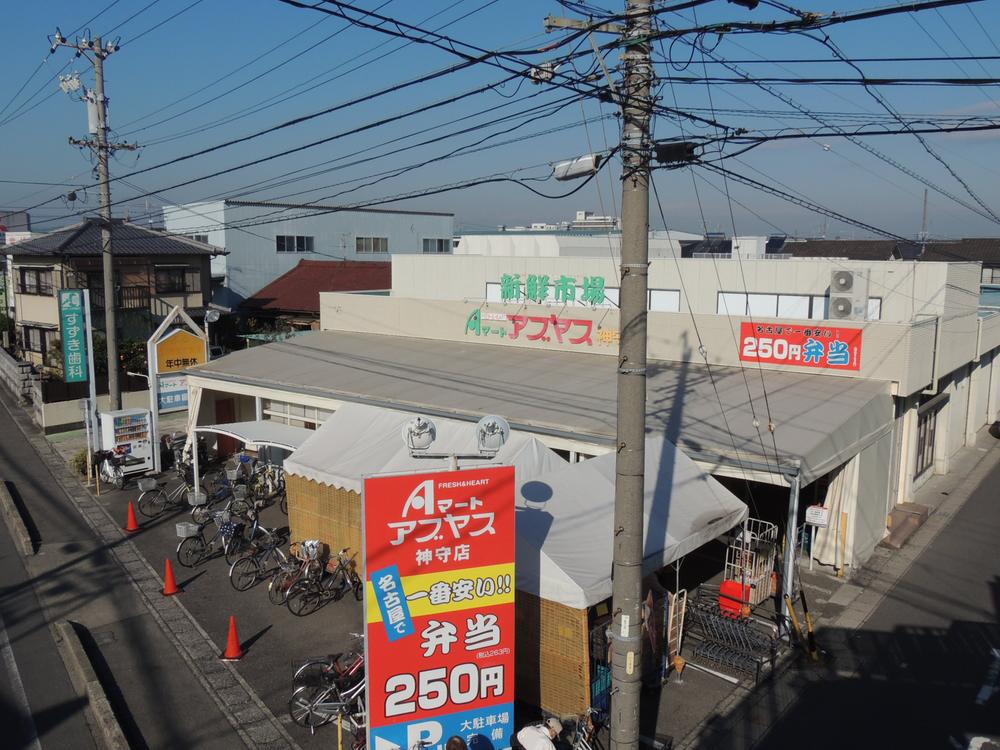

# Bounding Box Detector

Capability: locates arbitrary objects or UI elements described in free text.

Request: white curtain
[183,384,203,459]
[813,455,859,570]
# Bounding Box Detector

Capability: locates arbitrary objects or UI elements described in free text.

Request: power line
[119,0,208,47]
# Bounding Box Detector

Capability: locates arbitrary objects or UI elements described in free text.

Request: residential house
[241,259,390,330]
[3,217,221,368]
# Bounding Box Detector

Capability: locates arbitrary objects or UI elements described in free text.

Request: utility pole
[52,30,137,409]
[919,188,929,244]
[609,3,652,749]
[549,4,653,749]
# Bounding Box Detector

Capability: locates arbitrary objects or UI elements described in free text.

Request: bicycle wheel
[287,580,323,617]
[288,685,337,728]
[176,536,207,568]
[350,571,364,602]
[279,492,288,515]
[224,531,251,565]
[137,489,166,518]
[229,556,262,591]
[191,504,211,525]
[231,497,251,518]
[268,570,294,605]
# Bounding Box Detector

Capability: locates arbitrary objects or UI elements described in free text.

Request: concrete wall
[319,293,942,393]
[162,201,228,278]
[390,255,973,324]
[36,390,156,434]
[453,233,694,258]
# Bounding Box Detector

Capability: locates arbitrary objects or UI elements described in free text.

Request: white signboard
[805,505,831,528]
[158,373,188,413]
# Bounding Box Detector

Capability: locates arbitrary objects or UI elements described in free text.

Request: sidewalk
[666,422,1000,749]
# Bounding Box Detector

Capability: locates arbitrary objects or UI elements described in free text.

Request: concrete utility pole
[53,31,137,409]
[609,2,653,749]
[546,3,653,748]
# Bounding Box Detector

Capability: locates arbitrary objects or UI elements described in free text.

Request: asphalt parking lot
[93,471,364,749]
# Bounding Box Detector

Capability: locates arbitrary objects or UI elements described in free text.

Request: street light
[205,309,221,353]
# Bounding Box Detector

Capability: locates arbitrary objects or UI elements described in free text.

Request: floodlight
[476,415,510,455]
[205,309,221,323]
[403,416,437,452]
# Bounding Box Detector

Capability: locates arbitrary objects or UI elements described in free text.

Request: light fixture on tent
[402,413,511,469]
[402,416,437,452]
[476,415,510,456]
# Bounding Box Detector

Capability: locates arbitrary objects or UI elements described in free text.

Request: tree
[119,339,147,373]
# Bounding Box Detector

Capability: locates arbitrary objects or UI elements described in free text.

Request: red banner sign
[364,467,516,750]
[739,321,863,371]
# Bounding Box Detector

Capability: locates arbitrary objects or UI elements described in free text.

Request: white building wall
[164,202,454,300]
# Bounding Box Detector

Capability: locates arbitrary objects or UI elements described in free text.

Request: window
[716,291,882,321]
[276,235,314,253]
[20,325,52,353]
[982,267,1000,284]
[261,398,332,429]
[155,266,200,294]
[17,267,54,296]
[188,234,209,244]
[356,236,389,254]
[648,289,680,312]
[422,238,451,254]
[915,407,938,478]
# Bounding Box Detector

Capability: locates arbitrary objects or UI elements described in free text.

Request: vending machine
[100,408,154,476]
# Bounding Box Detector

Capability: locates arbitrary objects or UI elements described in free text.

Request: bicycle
[269,553,324,606]
[175,511,248,568]
[191,484,251,524]
[570,709,605,750]
[228,528,288,591]
[326,548,364,602]
[288,648,366,734]
[285,550,356,617]
[96,449,127,491]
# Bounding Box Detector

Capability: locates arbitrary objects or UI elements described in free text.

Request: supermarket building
[185,252,1000,575]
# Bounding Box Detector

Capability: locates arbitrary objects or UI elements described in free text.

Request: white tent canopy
[516,435,748,608]
[194,420,314,451]
[283,402,567,492]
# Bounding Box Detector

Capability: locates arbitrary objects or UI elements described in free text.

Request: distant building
[162,199,454,305]
[456,227,701,259]
[569,210,618,231]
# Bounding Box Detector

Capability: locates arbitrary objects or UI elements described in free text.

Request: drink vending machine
[100,408,154,476]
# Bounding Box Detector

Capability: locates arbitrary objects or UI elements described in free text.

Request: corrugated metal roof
[189,330,892,482]
[3,218,222,257]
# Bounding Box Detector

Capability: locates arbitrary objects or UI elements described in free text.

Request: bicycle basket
[176,521,200,538]
[225,468,240,481]
[137,477,158,492]
[187,491,207,506]
[233,485,248,499]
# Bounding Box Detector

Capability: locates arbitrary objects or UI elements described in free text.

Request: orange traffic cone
[162,559,179,596]
[220,615,243,661]
[124,501,140,533]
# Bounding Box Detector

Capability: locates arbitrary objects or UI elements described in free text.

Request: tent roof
[283,402,567,493]
[189,330,893,484]
[516,435,748,608]
[194,420,313,451]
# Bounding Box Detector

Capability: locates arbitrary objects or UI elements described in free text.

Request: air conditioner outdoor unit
[829,269,870,321]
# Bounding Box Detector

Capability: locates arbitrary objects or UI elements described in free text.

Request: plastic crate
[137,477,158,492]
[187,491,207,506]
[176,521,200,538]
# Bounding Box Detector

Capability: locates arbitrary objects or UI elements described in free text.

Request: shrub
[70,448,89,476]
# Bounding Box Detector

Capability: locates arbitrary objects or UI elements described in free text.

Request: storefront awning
[283,402,567,492]
[194,420,313,451]
[188,331,894,485]
[518,435,748,608]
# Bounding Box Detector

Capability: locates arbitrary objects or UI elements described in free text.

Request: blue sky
[2,0,999,239]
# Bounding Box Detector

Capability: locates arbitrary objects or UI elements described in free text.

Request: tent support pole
[781,469,801,631]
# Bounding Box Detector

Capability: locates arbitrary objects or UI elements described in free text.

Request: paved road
[0,391,255,749]
[688,443,1000,749]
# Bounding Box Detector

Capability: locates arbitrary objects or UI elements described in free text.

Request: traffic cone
[162,559,179,596]
[220,615,243,661]
[124,501,140,533]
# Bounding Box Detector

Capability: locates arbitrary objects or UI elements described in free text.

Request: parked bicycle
[228,528,288,591]
[95,449,127,491]
[175,511,249,568]
[288,647,366,734]
[268,551,324,606]
[191,483,251,524]
[285,548,361,617]
[327,548,364,602]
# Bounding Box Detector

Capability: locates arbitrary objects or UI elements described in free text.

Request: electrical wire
[118,0,208,47]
